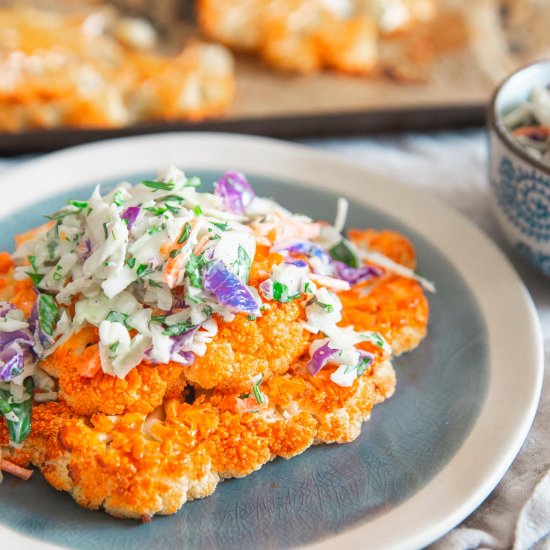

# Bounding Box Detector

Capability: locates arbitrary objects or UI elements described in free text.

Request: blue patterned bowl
[488,60,550,276]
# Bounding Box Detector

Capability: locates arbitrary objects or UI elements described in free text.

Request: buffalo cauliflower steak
[197,0,437,74]
[0,169,431,519]
[0,7,235,131]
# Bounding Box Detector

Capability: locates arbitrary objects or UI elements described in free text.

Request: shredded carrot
[512,125,550,139]
[193,234,211,256]
[0,459,33,480]
[0,252,13,275]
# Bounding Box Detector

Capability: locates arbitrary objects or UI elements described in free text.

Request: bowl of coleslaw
[488,60,550,276]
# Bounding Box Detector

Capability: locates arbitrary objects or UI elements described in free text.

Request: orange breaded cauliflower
[2,354,394,519]
[197,0,439,75]
[184,300,310,392]
[0,6,236,131]
[41,326,187,416]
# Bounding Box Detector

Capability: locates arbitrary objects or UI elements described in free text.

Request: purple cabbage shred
[306,342,338,376]
[332,261,382,286]
[203,260,260,316]
[214,172,255,214]
[121,206,141,230]
[0,327,34,382]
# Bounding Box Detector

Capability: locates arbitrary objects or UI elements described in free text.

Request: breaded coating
[184,301,310,392]
[3,356,394,519]
[340,276,428,356]
[342,228,429,355]
[46,327,186,416]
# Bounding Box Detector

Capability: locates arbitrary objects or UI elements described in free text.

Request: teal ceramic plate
[0,134,543,550]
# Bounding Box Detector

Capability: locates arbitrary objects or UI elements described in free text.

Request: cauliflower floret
[43,326,187,416]
[184,301,311,392]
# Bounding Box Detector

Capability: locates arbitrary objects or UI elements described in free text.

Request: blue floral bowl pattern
[492,156,550,275]
[488,61,550,277]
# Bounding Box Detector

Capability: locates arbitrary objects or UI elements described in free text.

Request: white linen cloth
[0,130,548,548]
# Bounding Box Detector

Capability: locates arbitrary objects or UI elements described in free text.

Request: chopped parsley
[185,254,205,288]
[113,190,124,207]
[162,322,194,337]
[329,240,359,268]
[142,180,175,191]
[106,311,129,326]
[178,222,192,244]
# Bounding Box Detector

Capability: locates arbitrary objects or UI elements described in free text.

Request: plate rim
[0,132,543,550]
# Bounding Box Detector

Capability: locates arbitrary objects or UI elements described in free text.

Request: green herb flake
[136,264,150,277]
[193,205,203,217]
[4,377,33,444]
[185,254,204,289]
[163,195,185,204]
[142,180,175,191]
[28,255,38,272]
[329,240,359,268]
[26,272,44,287]
[211,222,229,232]
[252,374,264,405]
[169,248,181,258]
[151,315,167,324]
[113,191,124,207]
[178,222,192,244]
[67,200,88,210]
[165,203,180,215]
[273,281,289,302]
[162,322,194,337]
[38,294,60,337]
[47,240,58,260]
[106,311,129,325]
[103,222,109,240]
[126,257,136,269]
[233,245,251,284]
[109,341,120,353]
[144,205,168,216]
